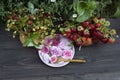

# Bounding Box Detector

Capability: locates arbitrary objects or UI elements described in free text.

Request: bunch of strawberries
[59,17,117,46]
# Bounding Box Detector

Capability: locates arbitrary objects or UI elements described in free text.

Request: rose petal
[62,50,73,59]
[50,46,62,56]
[50,55,57,63]
[41,46,49,54]
[42,54,50,63]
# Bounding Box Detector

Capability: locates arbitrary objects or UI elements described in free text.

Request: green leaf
[87,1,96,10]
[114,6,120,17]
[33,8,39,14]
[22,16,28,23]
[23,38,33,47]
[28,2,35,14]
[30,33,39,40]
[76,11,90,22]
[28,2,34,10]
[73,0,79,11]
[76,1,87,16]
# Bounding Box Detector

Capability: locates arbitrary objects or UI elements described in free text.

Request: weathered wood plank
[0,19,120,80]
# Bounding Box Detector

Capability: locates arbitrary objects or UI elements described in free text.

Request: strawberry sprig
[59,17,118,46]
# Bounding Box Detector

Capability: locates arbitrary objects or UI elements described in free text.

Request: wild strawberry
[105,21,110,26]
[109,38,115,44]
[83,37,92,46]
[77,41,83,46]
[81,37,87,44]
[29,16,34,20]
[28,29,32,33]
[73,34,78,41]
[98,17,102,20]
[26,20,32,25]
[93,17,99,23]
[71,28,77,33]
[87,38,92,45]
[77,26,84,31]
[84,29,90,37]
[82,21,89,28]
[78,31,84,36]
[93,30,104,39]
[89,24,95,30]
[95,22,101,28]
[39,16,44,18]
[66,30,71,33]
[101,38,109,43]
[111,29,117,35]
[44,13,51,17]
[70,35,74,40]
[66,32,71,38]
[92,38,99,44]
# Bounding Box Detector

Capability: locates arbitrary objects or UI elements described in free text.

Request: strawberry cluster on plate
[59,17,117,46]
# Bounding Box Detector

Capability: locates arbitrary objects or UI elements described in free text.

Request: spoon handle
[64,59,86,63]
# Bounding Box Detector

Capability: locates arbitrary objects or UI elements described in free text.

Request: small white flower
[72,14,77,18]
[51,0,56,2]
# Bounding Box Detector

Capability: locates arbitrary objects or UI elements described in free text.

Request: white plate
[38,35,75,67]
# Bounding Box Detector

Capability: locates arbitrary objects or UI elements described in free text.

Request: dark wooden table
[0,19,120,80]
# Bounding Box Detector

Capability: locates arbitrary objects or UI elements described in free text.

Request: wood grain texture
[0,19,120,80]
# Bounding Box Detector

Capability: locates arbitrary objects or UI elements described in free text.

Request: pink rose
[52,35,60,46]
[58,37,71,50]
[50,46,62,56]
[50,55,57,63]
[41,46,49,54]
[45,37,53,45]
[63,50,72,59]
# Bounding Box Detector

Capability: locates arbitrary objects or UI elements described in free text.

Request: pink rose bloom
[52,35,60,46]
[50,46,62,56]
[41,46,49,54]
[59,37,71,50]
[63,50,73,59]
[45,37,53,45]
[50,55,57,63]
[42,54,50,63]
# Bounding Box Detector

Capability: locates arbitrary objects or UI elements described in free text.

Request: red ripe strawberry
[65,30,71,38]
[28,29,32,33]
[98,17,102,20]
[83,37,92,46]
[78,31,84,36]
[87,38,92,45]
[29,16,34,20]
[66,33,71,38]
[69,35,74,40]
[66,30,71,34]
[101,38,109,43]
[39,16,44,18]
[73,34,78,41]
[77,41,83,46]
[26,20,32,25]
[24,33,28,36]
[89,24,95,30]
[83,29,90,37]
[82,21,89,28]
[92,37,99,44]
[93,30,104,39]
[96,22,101,28]
[109,38,115,44]
[84,32,90,37]
[44,13,51,17]
[71,28,77,33]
